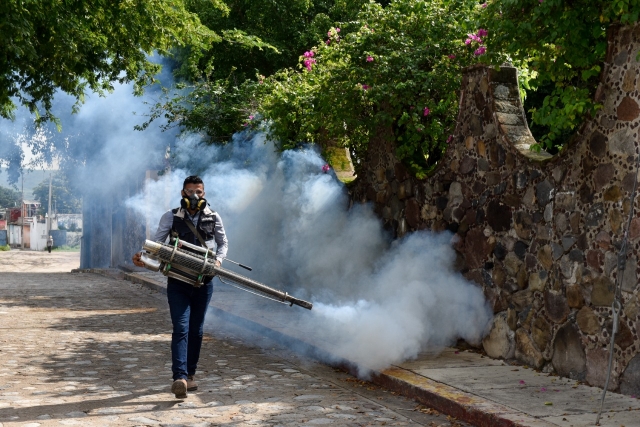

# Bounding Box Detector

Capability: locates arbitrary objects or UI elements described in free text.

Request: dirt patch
[0,249,80,273]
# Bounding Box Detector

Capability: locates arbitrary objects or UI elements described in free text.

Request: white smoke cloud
[0,54,177,193]
[1,63,493,373]
[128,132,493,375]
[311,231,493,372]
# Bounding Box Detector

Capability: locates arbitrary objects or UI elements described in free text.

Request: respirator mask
[181,191,207,211]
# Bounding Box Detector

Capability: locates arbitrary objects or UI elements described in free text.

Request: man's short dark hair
[183,175,204,188]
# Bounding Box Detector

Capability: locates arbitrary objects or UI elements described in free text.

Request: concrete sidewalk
[119,269,640,427]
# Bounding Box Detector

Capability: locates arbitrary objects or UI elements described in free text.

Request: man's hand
[132,252,145,268]
[215,260,221,268]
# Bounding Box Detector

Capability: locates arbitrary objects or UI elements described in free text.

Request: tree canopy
[155,0,479,177]
[139,0,389,144]
[157,0,640,175]
[5,0,640,181]
[0,185,21,210]
[176,0,385,82]
[0,0,224,127]
[32,173,81,214]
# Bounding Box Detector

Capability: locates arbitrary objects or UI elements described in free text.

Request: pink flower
[474,46,487,56]
[361,84,370,90]
[336,28,340,32]
[242,123,248,127]
[249,115,254,120]
[446,135,453,143]
[328,30,332,37]
[477,28,488,37]
[366,55,374,62]
[303,51,314,58]
[465,38,472,45]
[303,58,316,71]
[322,164,330,173]
[481,2,487,7]
[423,107,430,116]
[448,54,456,59]
[468,33,482,43]
[540,387,547,392]
[519,380,525,385]
[539,0,543,2]
[326,39,330,45]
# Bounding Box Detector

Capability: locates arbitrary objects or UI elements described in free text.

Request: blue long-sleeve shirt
[153,207,228,262]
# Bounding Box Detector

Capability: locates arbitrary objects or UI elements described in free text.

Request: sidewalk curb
[367,367,553,427]
[86,268,551,427]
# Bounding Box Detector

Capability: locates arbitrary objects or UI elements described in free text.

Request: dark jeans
[166,277,214,381]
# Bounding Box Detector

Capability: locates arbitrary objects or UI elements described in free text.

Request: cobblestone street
[0,251,471,427]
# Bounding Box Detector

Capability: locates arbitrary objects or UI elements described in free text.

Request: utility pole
[20,170,24,250]
[47,172,53,236]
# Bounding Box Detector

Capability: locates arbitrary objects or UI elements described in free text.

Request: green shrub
[52,245,80,252]
[261,0,481,178]
[481,0,640,150]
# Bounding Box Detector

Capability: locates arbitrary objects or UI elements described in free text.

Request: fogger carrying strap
[182,215,215,258]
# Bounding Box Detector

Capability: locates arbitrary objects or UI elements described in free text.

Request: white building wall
[30,221,48,251]
[8,224,21,246]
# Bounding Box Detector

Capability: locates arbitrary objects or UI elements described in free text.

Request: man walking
[46,235,53,253]
[133,175,228,399]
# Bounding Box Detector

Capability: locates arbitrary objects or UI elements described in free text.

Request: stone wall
[349,23,640,395]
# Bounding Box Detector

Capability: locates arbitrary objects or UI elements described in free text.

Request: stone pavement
[0,251,472,427]
[122,268,640,427]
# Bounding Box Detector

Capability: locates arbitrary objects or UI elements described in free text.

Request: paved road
[0,251,472,427]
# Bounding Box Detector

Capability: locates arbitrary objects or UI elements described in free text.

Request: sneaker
[187,375,198,391]
[171,378,187,398]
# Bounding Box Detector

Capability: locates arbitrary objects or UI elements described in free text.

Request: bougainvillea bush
[260,0,482,178]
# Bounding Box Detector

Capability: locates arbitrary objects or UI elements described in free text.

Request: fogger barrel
[141,240,312,310]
